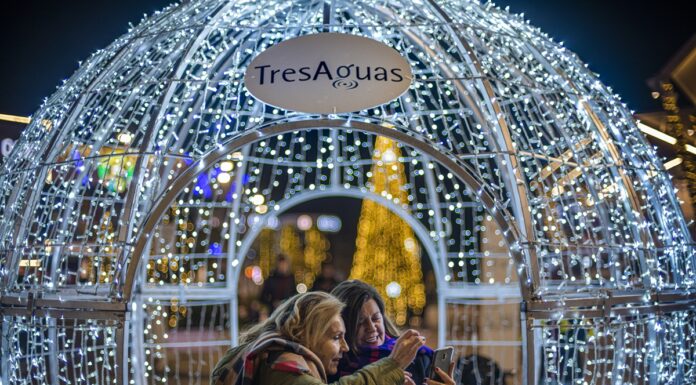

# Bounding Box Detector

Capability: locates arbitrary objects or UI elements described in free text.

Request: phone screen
[429,346,454,381]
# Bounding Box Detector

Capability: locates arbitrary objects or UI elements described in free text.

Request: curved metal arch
[228,186,446,344]
[132,184,451,347]
[113,0,248,295]
[366,0,537,295]
[232,186,444,291]
[123,118,528,302]
[520,37,655,288]
[421,0,539,295]
[115,1,306,294]
[0,3,185,290]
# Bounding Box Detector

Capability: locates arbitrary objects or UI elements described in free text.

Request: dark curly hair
[330,280,400,354]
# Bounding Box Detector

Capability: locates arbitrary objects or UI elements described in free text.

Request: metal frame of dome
[1,0,695,384]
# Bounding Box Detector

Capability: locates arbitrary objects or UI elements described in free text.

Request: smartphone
[428,346,454,382]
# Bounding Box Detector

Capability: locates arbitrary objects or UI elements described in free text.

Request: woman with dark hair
[330,280,454,385]
[211,291,425,385]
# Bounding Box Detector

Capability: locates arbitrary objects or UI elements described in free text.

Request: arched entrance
[126,120,524,384]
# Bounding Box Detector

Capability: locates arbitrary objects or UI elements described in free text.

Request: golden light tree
[278,223,329,289]
[258,228,275,279]
[279,224,303,280]
[350,136,426,326]
[303,225,331,287]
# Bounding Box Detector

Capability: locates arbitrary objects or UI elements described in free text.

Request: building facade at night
[638,35,696,235]
[0,116,26,165]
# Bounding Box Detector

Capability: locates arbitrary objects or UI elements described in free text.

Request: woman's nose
[340,338,349,352]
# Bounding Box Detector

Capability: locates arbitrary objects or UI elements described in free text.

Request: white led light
[249,194,265,206]
[220,161,233,172]
[385,281,402,298]
[217,172,231,183]
[297,214,312,231]
[118,132,133,145]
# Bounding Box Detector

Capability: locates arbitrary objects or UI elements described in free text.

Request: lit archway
[126,121,524,383]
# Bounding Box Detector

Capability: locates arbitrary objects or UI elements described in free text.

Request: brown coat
[256,355,403,385]
[210,332,325,385]
[210,332,404,385]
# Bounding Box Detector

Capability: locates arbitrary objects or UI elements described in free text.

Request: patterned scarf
[334,335,433,379]
[211,332,326,385]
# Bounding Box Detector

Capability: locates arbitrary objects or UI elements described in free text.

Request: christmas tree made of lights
[277,223,330,289]
[350,136,426,326]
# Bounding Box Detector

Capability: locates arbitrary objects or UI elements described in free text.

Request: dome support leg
[225,145,251,347]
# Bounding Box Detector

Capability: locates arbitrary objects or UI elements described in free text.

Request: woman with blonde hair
[211,291,425,385]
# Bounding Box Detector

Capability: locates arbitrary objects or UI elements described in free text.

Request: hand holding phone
[428,346,454,383]
[389,330,426,369]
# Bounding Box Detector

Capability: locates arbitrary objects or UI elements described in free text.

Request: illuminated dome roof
[1,1,694,384]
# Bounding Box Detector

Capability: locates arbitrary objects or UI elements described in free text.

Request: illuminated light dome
[0,1,694,384]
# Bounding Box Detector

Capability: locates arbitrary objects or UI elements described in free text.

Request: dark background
[0,1,693,117]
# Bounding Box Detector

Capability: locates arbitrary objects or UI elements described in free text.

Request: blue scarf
[334,335,433,379]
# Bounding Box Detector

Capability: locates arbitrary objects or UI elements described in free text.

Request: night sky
[0,1,693,117]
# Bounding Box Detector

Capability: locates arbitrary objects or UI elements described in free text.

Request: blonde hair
[240,291,345,351]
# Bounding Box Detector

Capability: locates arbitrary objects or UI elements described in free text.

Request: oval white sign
[1,138,14,157]
[244,33,412,114]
